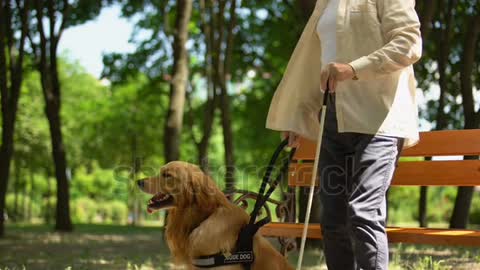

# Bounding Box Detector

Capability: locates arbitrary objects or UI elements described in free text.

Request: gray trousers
[318,94,404,270]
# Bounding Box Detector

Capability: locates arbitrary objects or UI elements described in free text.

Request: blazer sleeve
[348,0,422,80]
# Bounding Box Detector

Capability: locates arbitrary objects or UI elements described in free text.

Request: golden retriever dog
[137,161,294,270]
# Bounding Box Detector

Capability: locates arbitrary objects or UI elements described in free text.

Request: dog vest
[192,216,270,269]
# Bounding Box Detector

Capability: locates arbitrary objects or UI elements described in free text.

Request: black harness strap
[193,140,295,269]
[249,139,291,225]
[192,251,254,268]
[192,218,269,269]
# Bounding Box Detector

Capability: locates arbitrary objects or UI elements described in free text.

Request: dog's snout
[137,180,145,189]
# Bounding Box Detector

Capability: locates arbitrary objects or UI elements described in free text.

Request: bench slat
[260,223,480,246]
[392,160,480,186]
[293,130,480,160]
[403,130,480,157]
[288,160,480,187]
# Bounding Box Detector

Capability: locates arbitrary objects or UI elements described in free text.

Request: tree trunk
[13,158,20,222]
[199,0,218,172]
[28,168,34,222]
[416,0,437,40]
[163,0,193,162]
[418,186,428,227]
[0,0,29,237]
[161,0,193,227]
[34,0,72,232]
[216,0,238,194]
[184,82,216,172]
[219,85,236,194]
[417,0,454,228]
[183,0,222,173]
[435,0,456,130]
[197,92,216,171]
[45,168,52,224]
[449,8,480,229]
[129,134,142,226]
[21,173,27,222]
[47,105,72,231]
[450,186,475,228]
[0,136,14,235]
[0,132,14,235]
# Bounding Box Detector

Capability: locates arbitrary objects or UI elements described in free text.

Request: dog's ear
[188,171,223,211]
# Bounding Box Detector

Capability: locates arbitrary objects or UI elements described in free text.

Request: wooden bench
[259,130,480,247]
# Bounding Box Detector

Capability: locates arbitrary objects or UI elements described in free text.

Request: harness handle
[249,139,296,225]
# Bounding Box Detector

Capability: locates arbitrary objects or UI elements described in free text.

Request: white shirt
[316,0,339,67]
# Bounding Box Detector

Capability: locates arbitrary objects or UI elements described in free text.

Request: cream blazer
[266,0,423,148]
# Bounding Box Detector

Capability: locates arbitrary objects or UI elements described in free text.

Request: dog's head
[137,161,224,213]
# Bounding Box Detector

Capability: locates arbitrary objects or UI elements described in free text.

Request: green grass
[1,224,480,270]
[6,223,163,235]
[389,243,480,270]
[1,224,170,270]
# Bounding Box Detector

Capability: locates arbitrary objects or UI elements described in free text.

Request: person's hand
[320,62,356,93]
[281,131,300,148]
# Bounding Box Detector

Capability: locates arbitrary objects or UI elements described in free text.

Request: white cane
[296,87,330,270]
